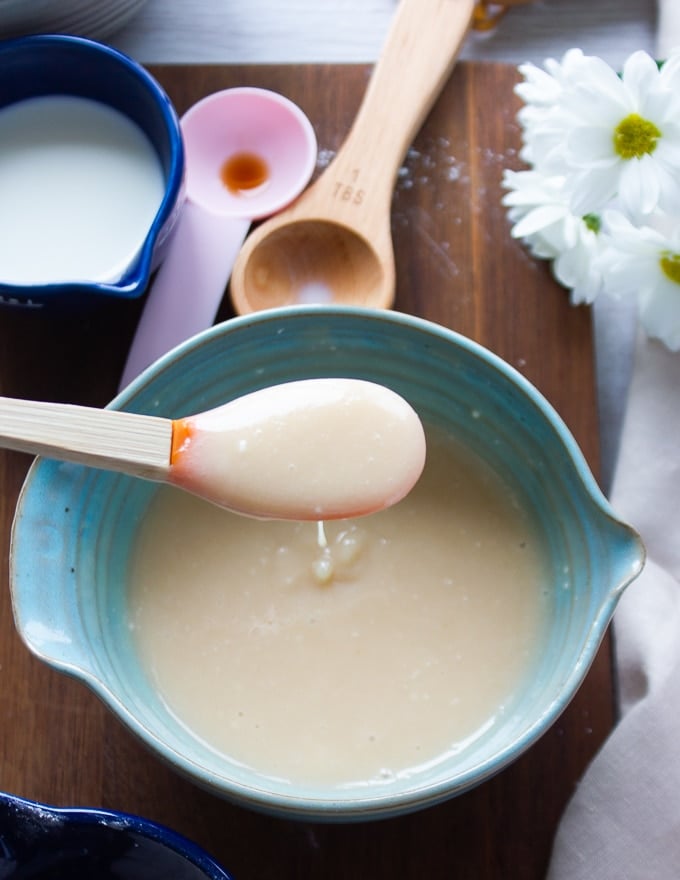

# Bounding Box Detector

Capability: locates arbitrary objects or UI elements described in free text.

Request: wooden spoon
[0,378,426,521]
[229,0,475,315]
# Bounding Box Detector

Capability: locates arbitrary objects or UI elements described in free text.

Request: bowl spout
[601,514,646,602]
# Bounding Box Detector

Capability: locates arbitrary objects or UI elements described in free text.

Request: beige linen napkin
[547,332,680,879]
[546,11,680,877]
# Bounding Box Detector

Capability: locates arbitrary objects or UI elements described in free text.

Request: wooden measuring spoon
[230,0,475,315]
[0,379,426,521]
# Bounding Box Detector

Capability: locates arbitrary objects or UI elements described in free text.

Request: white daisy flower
[515,48,587,108]
[555,50,680,219]
[503,47,680,348]
[502,169,574,256]
[502,168,605,303]
[553,225,605,306]
[597,210,680,349]
[515,49,602,174]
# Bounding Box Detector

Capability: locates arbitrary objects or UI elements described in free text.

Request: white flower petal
[660,51,680,87]
[621,50,662,106]
[553,232,603,304]
[515,64,562,105]
[618,154,661,216]
[653,138,680,171]
[568,166,619,214]
[654,172,680,216]
[563,57,632,117]
[510,205,570,239]
[525,235,562,259]
[601,209,668,255]
[643,88,680,126]
[566,125,615,164]
[639,279,680,350]
[600,259,651,299]
[516,49,589,109]
[639,209,680,243]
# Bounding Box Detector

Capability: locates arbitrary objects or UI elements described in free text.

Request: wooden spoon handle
[319,0,475,210]
[0,397,171,479]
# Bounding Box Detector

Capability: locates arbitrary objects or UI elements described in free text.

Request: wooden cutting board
[0,63,611,879]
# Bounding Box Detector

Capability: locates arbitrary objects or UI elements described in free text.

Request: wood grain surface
[0,63,609,879]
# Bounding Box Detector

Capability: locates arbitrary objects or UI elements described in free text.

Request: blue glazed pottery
[9,306,645,821]
[0,791,233,878]
[0,34,184,308]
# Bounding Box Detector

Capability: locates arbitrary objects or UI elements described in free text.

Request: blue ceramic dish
[9,307,645,821]
[0,791,233,878]
[0,34,184,309]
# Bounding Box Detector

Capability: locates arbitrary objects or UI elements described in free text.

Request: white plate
[0,0,148,40]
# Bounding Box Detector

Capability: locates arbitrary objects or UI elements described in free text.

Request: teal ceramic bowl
[9,306,644,821]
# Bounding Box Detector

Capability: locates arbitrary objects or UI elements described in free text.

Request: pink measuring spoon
[119,87,317,389]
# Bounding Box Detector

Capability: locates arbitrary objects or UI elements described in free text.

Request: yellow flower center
[613,113,661,159]
[660,253,680,285]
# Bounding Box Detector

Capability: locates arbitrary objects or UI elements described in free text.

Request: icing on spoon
[0,379,426,520]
